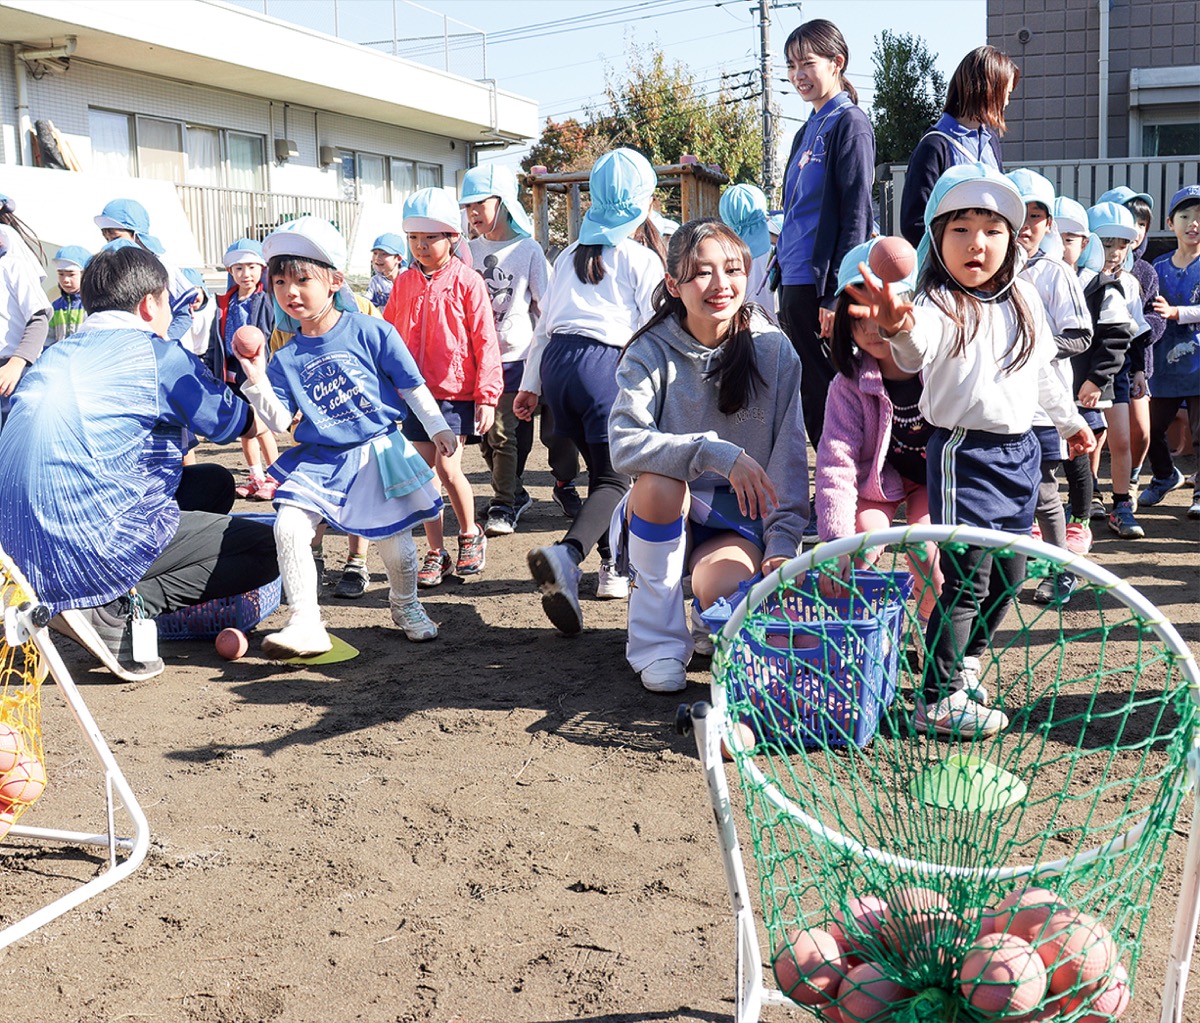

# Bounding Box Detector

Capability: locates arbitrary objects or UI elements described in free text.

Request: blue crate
[700,570,913,749]
[156,578,282,641]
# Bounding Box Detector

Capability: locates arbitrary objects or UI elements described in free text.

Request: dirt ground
[1,441,1197,1023]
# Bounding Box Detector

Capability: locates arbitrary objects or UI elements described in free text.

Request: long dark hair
[945,45,1020,135]
[573,243,606,285]
[829,292,864,378]
[0,196,46,264]
[626,218,763,415]
[785,19,857,105]
[919,208,1036,372]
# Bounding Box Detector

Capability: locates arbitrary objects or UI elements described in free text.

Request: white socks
[626,514,690,673]
[377,530,419,607]
[275,504,323,627]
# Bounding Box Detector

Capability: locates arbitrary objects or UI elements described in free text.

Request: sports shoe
[313,551,328,587]
[528,544,583,635]
[417,548,452,587]
[1138,466,1185,507]
[253,477,278,501]
[1189,492,1200,521]
[951,655,989,705]
[551,482,582,520]
[1064,519,1092,555]
[332,562,370,599]
[1089,489,1106,521]
[456,527,487,575]
[49,603,165,682]
[235,475,265,499]
[483,504,517,537]
[512,490,534,526]
[1130,464,1143,486]
[1107,502,1145,539]
[261,617,332,659]
[640,657,687,694]
[1033,571,1078,606]
[912,689,1009,738]
[691,612,715,657]
[596,559,630,600]
[390,599,438,642]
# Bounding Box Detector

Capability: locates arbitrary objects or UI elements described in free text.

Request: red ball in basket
[868,236,917,284]
[232,325,265,360]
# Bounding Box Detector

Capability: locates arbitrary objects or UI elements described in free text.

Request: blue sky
[232,0,988,163]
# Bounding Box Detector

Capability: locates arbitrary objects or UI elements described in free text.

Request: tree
[869,31,946,167]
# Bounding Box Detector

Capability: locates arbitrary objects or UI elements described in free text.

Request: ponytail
[573,242,606,285]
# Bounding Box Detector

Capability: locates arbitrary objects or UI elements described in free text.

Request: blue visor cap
[94,198,151,236]
[1168,185,1200,219]
[1097,185,1153,211]
[719,183,771,259]
[1053,197,1089,235]
[53,245,92,270]
[403,188,463,235]
[459,164,533,238]
[263,216,348,270]
[1006,168,1056,211]
[579,148,657,247]
[1087,201,1138,241]
[917,163,1027,273]
[835,238,918,296]
[223,238,266,267]
[371,233,408,258]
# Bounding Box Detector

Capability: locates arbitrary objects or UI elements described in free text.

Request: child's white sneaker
[528,544,583,635]
[912,689,1008,738]
[951,655,989,704]
[261,618,332,659]
[640,658,687,694]
[391,600,438,642]
[596,559,629,600]
[690,611,715,657]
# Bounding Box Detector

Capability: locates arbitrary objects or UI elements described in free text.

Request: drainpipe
[1098,0,1109,159]
[15,54,31,166]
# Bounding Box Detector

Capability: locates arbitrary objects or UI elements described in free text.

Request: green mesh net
[707,526,1199,1023]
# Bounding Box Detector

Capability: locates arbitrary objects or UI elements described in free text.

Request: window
[227,133,266,191]
[358,153,387,203]
[137,117,184,183]
[390,158,416,205]
[417,162,443,189]
[89,109,134,176]
[186,126,221,186]
[1142,121,1200,158]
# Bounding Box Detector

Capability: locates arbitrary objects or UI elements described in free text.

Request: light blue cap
[767,213,784,237]
[458,164,533,238]
[1087,201,1138,241]
[1052,196,1089,235]
[222,237,266,267]
[371,232,408,257]
[1097,185,1153,210]
[579,148,657,247]
[181,267,205,289]
[403,188,462,235]
[94,198,151,236]
[1006,168,1056,211]
[97,237,141,256]
[53,245,92,270]
[835,238,918,296]
[719,183,771,259]
[1078,233,1106,273]
[263,216,348,269]
[917,163,1026,273]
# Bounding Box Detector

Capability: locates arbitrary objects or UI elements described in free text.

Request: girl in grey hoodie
[609,219,810,693]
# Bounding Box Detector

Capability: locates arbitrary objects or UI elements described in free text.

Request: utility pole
[758,0,776,201]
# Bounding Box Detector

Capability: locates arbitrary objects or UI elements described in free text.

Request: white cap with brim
[263,216,348,270]
[1052,197,1089,235]
[403,188,463,236]
[917,163,1027,274]
[578,148,657,248]
[458,164,533,238]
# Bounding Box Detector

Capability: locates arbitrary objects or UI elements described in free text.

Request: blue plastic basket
[701,570,913,749]
[156,578,282,641]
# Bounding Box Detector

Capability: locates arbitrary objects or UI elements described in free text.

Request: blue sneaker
[1138,467,1185,507]
[1107,502,1145,539]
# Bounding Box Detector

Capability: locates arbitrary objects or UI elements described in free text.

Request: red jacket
[383,260,502,405]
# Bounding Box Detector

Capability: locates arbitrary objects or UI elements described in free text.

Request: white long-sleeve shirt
[886,278,1087,439]
[519,238,663,395]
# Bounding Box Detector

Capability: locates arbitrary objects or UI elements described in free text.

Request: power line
[488,0,701,45]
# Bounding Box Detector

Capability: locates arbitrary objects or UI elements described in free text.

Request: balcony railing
[879,155,1200,241]
[175,184,362,268]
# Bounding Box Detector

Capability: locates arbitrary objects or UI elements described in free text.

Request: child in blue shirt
[367,233,407,309]
[49,245,90,345]
[1147,186,1200,519]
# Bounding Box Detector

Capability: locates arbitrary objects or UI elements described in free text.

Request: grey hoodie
[609,313,810,562]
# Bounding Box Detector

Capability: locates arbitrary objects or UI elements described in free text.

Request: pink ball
[1061,962,1131,1021]
[772,926,845,1008]
[833,961,912,1023]
[215,627,249,661]
[960,932,1049,1018]
[0,752,47,807]
[988,887,1064,936]
[1035,909,1117,995]
[829,895,889,964]
[0,722,23,775]
[868,236,916,284]
[720,721,757,761]
[232,324,265,360]
[880,885,951,947]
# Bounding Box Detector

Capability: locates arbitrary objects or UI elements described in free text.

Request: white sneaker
[596,559,630,600]
[913,689,1009,738]
[690,612,715,657]
[528,544,583,635]
[261,618,332,659]
[391,600,438,642]
[951,655,989,705]
[640,658,687,693]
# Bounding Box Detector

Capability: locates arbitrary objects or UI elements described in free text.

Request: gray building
[987,0,1198,162]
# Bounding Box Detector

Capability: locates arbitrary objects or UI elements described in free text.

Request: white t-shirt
[467,235,551,363]
[0,250,52,360]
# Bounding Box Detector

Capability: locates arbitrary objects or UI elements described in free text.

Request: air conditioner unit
[319,146,337,168]
[274,138,298,162]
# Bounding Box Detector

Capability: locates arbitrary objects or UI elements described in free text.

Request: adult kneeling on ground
[0,245,278,681]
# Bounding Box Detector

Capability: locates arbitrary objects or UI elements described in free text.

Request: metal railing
[879,155,1200,239]
[175,184,361,267]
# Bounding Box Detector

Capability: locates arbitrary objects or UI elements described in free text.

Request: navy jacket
[900,131,1004,247]
[206,287,275,387]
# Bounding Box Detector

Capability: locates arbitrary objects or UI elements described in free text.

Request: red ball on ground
[868,236,917,284]
[215,627,249,661]
[232,324,265,360]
